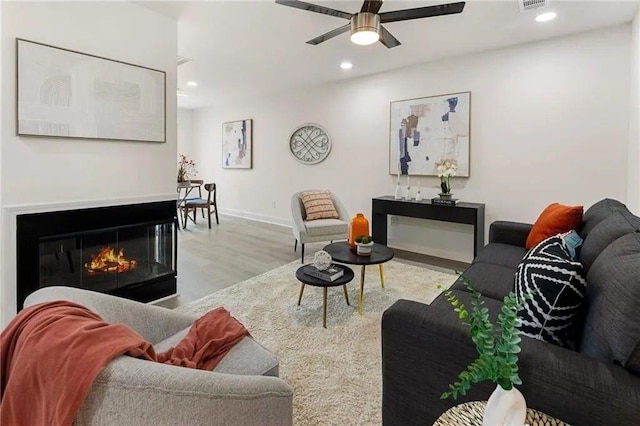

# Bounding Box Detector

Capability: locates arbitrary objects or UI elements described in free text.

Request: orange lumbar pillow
[526,203,584,249]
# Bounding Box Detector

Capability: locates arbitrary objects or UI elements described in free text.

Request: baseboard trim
[219,208,291,228]
[391,248,470,272]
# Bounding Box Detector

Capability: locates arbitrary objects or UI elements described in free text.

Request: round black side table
[295,264,355,328]
[322,242,394,315]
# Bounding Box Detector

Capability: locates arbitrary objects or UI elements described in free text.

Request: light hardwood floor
[156,214,330,309]
[157,214,457,309]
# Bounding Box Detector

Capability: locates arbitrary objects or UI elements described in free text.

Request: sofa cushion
[299,190,339,221]
[473,243,527,269]
[526,203,583,249]
[580,232,640,374]
[304,218,348,236]
[452,262,518,302]
[579,211,640,273]
[579,198,628,239]
[515,235,587,348]
[155,329,279,376]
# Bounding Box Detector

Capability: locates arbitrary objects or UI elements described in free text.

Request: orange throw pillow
[526,203,584,249]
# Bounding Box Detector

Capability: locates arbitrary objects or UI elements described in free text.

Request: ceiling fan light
[350,12,380,46]
[351,30,379,45]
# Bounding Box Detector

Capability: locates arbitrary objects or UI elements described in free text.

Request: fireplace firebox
[17,201,177,310]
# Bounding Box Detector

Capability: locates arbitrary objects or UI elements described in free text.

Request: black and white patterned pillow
[515,235,587,348]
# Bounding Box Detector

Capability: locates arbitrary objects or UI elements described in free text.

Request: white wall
[178,108,196,166]
[0,2,178,325]
[192,25,632,262]
[629,8,640,214]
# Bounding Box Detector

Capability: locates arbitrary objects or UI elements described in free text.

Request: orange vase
[348,213,370,248]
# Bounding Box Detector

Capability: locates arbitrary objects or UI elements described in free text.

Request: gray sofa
[382,198,640,425]
[24,286,293,426]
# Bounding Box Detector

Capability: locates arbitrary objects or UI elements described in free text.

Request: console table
[371,196,486,257]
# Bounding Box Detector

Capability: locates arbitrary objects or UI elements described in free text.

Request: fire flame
[84,246,137,274]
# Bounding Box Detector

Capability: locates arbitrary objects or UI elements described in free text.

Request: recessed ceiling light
[187,81,198,87]
[340,61,353,70]
[535,11,557,22]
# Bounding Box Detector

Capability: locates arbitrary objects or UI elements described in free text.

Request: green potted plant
[354,235,374,256]
[437,278,528,426]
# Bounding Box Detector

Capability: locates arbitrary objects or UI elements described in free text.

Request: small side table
[295,264,355,328]
[433,401,569,426]
[322,242,394,315]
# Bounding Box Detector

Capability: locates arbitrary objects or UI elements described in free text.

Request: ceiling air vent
[177,56,193,67]
[519,0,548,12]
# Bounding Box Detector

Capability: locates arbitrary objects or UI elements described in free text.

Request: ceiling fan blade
[379,1,465,23]
[275,0,353,20]
[378,25,401,48]
[306,24,351,45]
[361,0,384,14]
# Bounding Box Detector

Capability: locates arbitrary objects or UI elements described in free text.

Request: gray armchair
[23,287,293,426]
[291,190,349,262]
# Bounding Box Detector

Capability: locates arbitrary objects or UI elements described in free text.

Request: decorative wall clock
[289,123,331,164]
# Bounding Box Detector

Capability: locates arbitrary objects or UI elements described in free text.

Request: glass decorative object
[403,176,411,200]
[415,179,422,201]
[394,178,402,199]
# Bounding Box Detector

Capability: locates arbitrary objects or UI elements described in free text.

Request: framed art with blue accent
[222,119,253,169]
[389,91,470,177]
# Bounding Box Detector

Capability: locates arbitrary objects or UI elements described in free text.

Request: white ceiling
[137,0,639,109]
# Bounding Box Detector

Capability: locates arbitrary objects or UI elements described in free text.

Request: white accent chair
[290,191,350,262]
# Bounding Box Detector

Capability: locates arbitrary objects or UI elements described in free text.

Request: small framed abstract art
[389,91,471,177]
[17,38,166,142]
[222,119,253,169]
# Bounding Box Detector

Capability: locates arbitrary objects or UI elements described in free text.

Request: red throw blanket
[0,301,249,426]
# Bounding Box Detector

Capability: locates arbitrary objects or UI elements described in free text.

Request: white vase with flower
[437,161,457,198]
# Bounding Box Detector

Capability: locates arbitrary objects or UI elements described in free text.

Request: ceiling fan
[275,0,466,48]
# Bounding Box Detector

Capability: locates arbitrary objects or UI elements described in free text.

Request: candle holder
[403,176,411,200]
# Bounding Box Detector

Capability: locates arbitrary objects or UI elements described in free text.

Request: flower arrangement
[177,154,197,182]
[436,161,457,194]
[436,277,526,400]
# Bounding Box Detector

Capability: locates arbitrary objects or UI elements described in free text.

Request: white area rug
[176,260,456,425]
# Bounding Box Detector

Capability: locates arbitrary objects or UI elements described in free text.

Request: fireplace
[17,201,177,310]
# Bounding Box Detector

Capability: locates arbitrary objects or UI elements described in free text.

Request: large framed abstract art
[222,119,253,169]
[16,39,166,142]
[389,91,470,177]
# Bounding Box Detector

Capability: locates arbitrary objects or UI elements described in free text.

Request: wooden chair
[184,179,204,219]
[182,183,219,229]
